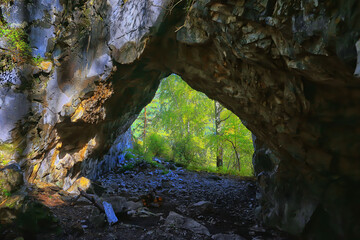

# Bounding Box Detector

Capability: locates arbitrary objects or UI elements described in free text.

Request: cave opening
[77,75,293,240]
[130,73,255,177]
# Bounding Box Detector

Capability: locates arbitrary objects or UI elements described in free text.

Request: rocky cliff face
[0,0,359,239]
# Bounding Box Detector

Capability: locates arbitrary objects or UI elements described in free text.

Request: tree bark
[225,138,241,171]
[143,107,147,140]
[215,101,223,168]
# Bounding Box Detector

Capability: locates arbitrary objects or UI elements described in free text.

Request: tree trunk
[143,107,147,140]
[225,138,241,171]
[215,101,223,168]
[216,147,223,168]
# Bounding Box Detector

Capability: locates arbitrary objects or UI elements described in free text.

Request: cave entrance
[130,74,254,176]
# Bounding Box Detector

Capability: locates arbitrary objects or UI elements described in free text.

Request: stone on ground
[165,211,210,236]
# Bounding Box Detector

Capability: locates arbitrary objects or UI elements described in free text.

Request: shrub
[124,151,135,160]
[146,133,171,159]
[132,140,146,156]
[0,23,31,64]
[171,135,200,166]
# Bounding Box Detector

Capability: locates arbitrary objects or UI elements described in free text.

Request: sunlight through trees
[131,74,254,176]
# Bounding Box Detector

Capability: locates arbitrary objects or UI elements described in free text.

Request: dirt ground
[16,159,295,240]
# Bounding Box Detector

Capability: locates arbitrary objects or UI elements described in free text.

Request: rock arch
[0,0,359,238]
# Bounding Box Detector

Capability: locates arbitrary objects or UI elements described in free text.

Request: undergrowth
[187,164,254,177]
[118,153,165,173]
[0,22,31,65]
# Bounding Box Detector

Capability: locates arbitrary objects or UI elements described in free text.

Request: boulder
[39,61,52,73]
[165,211,210,236]
[101,196,143,214]
[190,201,213,214]
[66,177,91,194]
[0,163,23,200]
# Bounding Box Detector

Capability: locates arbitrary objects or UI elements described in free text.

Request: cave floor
[37,161,295,240]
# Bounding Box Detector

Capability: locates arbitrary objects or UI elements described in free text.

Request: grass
[122,147,254,177]
[186,164,254,177]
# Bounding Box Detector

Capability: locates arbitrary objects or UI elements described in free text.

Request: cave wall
[0,0,359,239]
[159,1,360,238]
[0,0,167,187]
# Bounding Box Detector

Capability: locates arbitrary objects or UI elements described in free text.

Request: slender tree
[215,101,223,168]
[143,107,147,140]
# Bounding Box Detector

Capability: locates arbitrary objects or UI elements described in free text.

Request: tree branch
[224,138,241,170]
[220,113,232,123]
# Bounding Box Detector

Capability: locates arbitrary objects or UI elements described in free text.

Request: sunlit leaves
[131,74,254,176]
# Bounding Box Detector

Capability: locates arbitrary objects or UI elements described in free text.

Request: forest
[131,74,254,176]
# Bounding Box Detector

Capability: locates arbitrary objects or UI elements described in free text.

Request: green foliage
[0,18,31,70]
[2,189,11,197]
[131,74,255,176]
[171,135,201,166]
[131,140,147,158]
[32,56,44,66]
[146,133,172,159]
[118,157,165,173]
[0,22,31,64]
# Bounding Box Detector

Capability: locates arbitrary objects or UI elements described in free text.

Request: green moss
[0,143,14,152]
[0,143,13,166]
[0,143,23,166]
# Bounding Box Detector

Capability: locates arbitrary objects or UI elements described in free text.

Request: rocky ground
[1,160,296,240]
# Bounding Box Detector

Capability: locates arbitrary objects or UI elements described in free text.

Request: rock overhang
[0,0,359,239]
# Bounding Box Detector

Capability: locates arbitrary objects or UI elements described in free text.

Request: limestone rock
[354,39,360,77]
[0,164,23,200]
[101,196,143,214]
[66,177,91,194]
[190,201,212,214]
[40,61,53,73]
[165,211,210,236]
